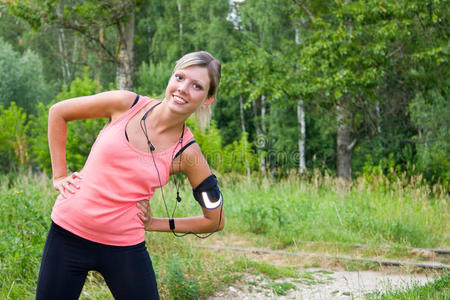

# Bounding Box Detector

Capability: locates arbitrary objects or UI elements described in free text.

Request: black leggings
[36,222,159,299]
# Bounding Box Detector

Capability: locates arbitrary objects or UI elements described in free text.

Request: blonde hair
[174,51,221,130]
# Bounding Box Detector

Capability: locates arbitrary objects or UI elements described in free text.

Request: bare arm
[49,90,136,196]
[138,143,225,233]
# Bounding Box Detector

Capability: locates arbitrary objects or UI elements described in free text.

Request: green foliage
[225,173,447,249]
[0,38,50,115]
[233,257,298,279]
[163,255,200,300]
[221,43,285,105]
[222,131,259,173]
[0,174,53,299]
[29,102,51,172]
[189,120,259,174]
[135,61,172,98]
[360,153,400,184]
[136,0,236,66]
[29,68,105,174]
[188,119,224,170]
[0,102,29,172]
[0,38,21,104]
[409,92,449,186]
[18,49,52,111]
[265,282,297,296]
[2,0,449,182]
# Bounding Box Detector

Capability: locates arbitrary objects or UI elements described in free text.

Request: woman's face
[164,65,214,115]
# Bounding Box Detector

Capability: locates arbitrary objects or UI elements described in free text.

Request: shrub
[0,102,29,172]
[28,68,105,174]
[163,255,200,300]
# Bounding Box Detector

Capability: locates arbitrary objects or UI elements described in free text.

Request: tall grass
[0,170,448,299]
[219,170,448,250]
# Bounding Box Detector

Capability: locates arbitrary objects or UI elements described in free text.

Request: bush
[0,174,52,298]
[163,255,200,300]
[29,68,105,174]
[409,92,449,186]
[0,38,51,115]
[189,120,259,174]
[135,61,172,98]
[0,102,29,172]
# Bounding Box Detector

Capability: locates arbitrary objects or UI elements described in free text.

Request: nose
[177,81,189,94]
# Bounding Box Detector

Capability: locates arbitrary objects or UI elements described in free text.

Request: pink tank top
[51,96,194,246]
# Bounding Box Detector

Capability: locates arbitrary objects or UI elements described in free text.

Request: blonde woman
[36,51,224,299]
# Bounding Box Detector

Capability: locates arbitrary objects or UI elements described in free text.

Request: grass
[231,256,299,279]
[222,172,448,250]
[264,282,297,296]
[365,271,449,299]
[0,170,448,299]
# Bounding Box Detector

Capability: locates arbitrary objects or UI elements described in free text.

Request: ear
[202,95,215,108]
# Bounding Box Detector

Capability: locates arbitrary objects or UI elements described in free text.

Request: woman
[36,51,224,299]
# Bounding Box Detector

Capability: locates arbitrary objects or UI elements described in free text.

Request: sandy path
[199,235,442,299]
[199,234,444,299]
[208,268,433,299]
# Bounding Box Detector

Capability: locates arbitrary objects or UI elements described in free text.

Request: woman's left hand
[137,200,152,230]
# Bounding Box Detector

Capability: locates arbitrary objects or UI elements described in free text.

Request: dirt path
[199,235,440,299]
[207,269,433,299]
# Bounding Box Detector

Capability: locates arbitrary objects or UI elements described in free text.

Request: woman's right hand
[53,172,83,198]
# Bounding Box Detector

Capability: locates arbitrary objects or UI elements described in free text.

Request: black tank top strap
[130,94,140,108]
[174,140,196,159]
[125,94,142,141]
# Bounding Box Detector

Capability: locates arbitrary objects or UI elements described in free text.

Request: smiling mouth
[173,95,187,104]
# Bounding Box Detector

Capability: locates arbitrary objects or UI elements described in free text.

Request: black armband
[169,218,175,231]
[192,174,222,209]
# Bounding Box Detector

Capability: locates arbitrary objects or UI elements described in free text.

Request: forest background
[0,1,449,298]
[0,0,448,185]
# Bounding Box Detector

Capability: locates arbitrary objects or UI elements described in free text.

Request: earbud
[148,141,155,152]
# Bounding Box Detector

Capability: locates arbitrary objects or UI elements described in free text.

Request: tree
[219,0,294,174]
[289,0,426,179]
[0,37,50,115]
[401,0,449,184]
[8,0,136,90]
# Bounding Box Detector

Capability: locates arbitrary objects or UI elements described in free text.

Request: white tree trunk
[297,99,306,173]
[252,98,265,173]
[70,34,78,81]
[261,94,266,135]
[260,95,267,173]
[239,96,250,176]
[56,3,69,85]
[376,100,382,134]
[118,5,135,90]
[295,27,306,174]
[239,95,246,133]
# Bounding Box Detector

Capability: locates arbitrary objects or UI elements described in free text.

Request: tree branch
[386,36,413,58]
[292,0,315,22]
[347,139,357,151]
[61,22,119,65]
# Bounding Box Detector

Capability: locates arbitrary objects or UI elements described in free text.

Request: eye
[175,74,183,81]
[193,83,203,90]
